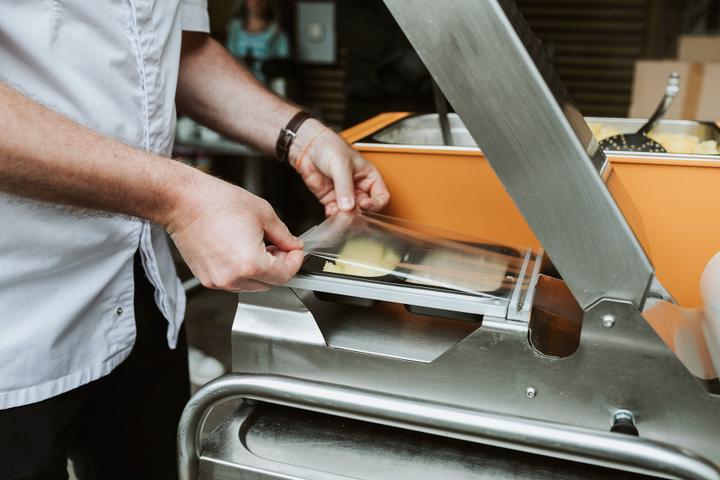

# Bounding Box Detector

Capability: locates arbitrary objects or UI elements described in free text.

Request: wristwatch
[275,110,313,163]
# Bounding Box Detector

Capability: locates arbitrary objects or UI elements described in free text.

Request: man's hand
[177,33,390,218]
[290,119,390,217]
[163,175,304,292]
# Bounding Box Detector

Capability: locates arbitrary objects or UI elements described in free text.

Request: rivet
[602,314,615,328]
[116,307,123,316]
[526,387,537,398]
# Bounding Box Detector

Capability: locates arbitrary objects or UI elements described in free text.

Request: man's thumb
[264,213,303,251]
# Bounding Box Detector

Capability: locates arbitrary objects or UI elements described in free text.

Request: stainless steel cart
[178,1,720,478]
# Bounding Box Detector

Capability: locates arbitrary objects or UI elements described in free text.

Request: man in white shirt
[0,1,389,478]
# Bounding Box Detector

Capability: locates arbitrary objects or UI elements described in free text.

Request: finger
[329,158,355,211]
[325,202,338,217]
[365,172,390,211]
[318,188,337,208]
[302,171,333,200]
[253,248,305,285]
[263,210,303,251]
[355,191,370,204]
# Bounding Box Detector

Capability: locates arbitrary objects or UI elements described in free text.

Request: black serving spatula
[600,72,680,153]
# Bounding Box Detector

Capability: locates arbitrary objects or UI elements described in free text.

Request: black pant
[0,255,190,480]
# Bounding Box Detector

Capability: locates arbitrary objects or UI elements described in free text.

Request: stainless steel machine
[178,1,720,478]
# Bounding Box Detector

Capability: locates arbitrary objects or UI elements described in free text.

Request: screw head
[613,410,635,424]
[116,307,123,316]
[602,314,616,328]
[526,387,537,398]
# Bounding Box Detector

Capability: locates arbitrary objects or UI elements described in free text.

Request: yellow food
[588,123,621,141]
[694,140,719,155]
[647,132,697,154]
[589,122,720,155]
[406,250,508,293]
[322,238,400,277]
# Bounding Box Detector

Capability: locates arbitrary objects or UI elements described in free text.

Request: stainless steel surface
[231,288,720,464]
[637,72,680,135]
[382,0,653,310]
[201,403,661,479]
[361,113,720,158]
[288,272,511,318]
[179,374,720,480]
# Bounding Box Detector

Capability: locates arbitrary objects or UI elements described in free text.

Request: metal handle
[178,374,720,480]
[637,72,681,135]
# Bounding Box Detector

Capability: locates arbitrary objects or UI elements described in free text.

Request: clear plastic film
[299,212,528,299]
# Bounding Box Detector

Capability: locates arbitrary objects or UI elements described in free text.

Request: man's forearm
[176,32,322,158]
[0,82,197,225]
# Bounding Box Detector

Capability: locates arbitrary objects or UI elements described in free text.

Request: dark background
[208,0,719,126]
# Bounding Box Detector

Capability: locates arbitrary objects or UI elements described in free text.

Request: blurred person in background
[226,0,290,93]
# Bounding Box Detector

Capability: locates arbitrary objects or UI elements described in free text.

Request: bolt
[602,314,615,328]
[116,307,123,316]
[613,410,635,424]
[526,387,537,398]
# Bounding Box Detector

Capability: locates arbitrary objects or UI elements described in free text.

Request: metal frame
[178,374,720,480]
[382,0,654,311]
[289,273,506,318]
[288,249,542,322]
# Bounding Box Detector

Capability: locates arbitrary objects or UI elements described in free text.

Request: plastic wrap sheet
[300,212,527,300]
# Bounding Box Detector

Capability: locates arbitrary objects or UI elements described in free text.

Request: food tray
[301,242,521,319]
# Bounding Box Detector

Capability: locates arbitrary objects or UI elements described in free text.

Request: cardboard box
[678,35,720,62]
[628,60,720,121]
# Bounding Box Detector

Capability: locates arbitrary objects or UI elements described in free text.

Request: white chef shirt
[0,0,210,409]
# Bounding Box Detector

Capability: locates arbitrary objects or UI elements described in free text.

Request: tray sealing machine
[178,1,720,479]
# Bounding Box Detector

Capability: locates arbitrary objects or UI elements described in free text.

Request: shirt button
[116,307,123,316]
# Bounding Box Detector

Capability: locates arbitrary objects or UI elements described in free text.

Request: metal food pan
[586,117,720,142]
[370,113,478,148]
[300,242,520,305]
[366,113,720,153]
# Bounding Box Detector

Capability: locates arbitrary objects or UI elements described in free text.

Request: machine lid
[382,0,654,311]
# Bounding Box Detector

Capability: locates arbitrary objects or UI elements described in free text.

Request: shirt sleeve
[181,0,210,33]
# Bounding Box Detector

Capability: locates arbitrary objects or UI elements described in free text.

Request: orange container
[343,113,720,307]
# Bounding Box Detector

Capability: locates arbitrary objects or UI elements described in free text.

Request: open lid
[300,211,526,300]
[383,0,654,311]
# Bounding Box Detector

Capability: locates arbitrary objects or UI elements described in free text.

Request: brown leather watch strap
[275,110,313,163]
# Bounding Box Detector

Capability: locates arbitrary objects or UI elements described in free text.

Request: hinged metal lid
[383,0,654,310]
